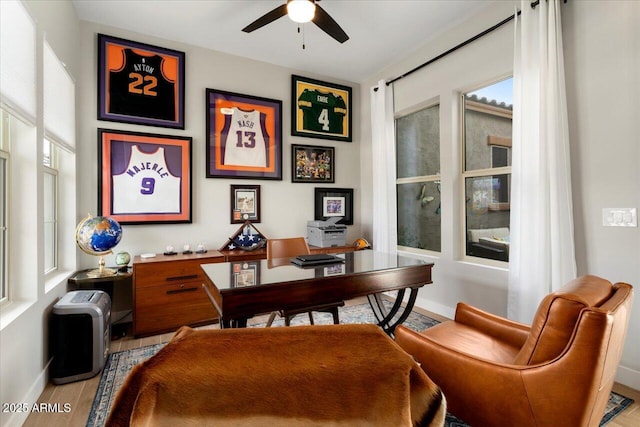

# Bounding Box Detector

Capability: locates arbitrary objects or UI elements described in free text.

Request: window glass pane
[43,138,51,167]
[465,176,510,261]
[464,78,512,172]
[397,181,441,252]
[44,170,57,273]
[491,146,510,168]
[0,156,6,300]
[396,104,440,178]
[463,78,512,262]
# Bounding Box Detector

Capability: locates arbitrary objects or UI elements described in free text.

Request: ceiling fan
[242,0,349,44]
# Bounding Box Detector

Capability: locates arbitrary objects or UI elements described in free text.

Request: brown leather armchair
[395,275,633,427]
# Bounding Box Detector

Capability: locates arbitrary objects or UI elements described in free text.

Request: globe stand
[86,255,117,278]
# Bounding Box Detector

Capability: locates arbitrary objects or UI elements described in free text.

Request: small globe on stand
[75,214,123,278]
[115,251,131,272]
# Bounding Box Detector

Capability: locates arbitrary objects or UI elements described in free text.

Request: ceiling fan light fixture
[287,0,316,24]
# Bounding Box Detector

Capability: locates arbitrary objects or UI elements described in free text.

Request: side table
[67,267,132,338]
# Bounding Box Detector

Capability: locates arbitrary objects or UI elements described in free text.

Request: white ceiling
[72,0,496,83]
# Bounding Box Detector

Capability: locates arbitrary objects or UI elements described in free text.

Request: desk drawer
[134,281,217,336]
[135,259,212,288]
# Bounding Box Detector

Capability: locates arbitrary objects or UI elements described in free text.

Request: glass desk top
[201,251,432,291]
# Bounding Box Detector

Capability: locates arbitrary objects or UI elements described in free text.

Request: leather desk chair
[265,237,344,327]
[395,275,633,427]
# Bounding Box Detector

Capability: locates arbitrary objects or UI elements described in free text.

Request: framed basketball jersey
[98,34,185,129]
[292,75,352,142]
[98,128,192,224]
[206,89,283,180]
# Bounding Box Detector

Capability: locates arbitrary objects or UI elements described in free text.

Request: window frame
[43,161,58,276]
[460,77,513,264]
[0,149,8,306]
[395,100,442,255]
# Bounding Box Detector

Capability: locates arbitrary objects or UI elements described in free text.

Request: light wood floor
[23,298,639,427]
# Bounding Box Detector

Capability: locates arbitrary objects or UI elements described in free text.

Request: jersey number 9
[140,177,155,195]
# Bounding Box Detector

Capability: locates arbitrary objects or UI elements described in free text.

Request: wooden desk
[201,251,434,335]
[132,251,225,336]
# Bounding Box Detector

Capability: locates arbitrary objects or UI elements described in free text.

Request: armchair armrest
[455,302,530,349]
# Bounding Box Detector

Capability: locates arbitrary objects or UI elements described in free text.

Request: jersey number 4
[128,73,158,96]
[318,109,330,131]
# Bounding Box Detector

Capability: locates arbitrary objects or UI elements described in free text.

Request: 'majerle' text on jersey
[298,89,347,134]
[109,49,176,121]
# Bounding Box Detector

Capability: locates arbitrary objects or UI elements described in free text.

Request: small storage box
[50,290,111,384]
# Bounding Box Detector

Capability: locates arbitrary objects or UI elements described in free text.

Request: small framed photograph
[230,261,260,288]
[97,34,185,129]
[291,144,335,183]
[230,185,260,223]
[206,88,282,180]
[98,128,192,224]
[324,263,346,276]
[314,188,353,225]
[292,75,352,142]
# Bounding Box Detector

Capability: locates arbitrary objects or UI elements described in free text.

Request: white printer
[307,217,347,248]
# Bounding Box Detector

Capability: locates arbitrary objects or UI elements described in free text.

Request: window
[0,113,8,304]
[396,103,441,252]
[42,39,75,284]
[43,139,58,274]
[1,0,38,307]
[462,78,513,262]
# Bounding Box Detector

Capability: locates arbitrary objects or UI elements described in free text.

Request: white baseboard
[414,296,455,320]
[616,364,640,391]
[1,364,49,427]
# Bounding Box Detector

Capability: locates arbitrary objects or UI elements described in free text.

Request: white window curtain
[370,80,397,254]
[508,0,577,323]
[0,0,37,123]
[44,41,76,150]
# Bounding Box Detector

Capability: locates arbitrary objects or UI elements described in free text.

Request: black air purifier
[50,290,111,384]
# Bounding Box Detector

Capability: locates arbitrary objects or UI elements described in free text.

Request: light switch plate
[602,208,637,227]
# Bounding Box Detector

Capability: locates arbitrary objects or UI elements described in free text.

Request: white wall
[562,0,640,389]
[76,23,362,267]
[360,0,639,389]
[0,2,80,427]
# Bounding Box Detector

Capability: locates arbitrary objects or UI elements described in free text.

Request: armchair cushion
[513,275,614,365]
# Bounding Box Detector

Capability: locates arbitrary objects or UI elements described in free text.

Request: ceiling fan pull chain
[303,24,306,50]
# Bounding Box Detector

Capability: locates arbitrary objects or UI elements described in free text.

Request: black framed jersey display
[97,34,185,129]
[292,75,352,142]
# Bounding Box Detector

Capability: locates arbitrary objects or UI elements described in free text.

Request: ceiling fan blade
[312,3,349,43]
[242,4,288,33]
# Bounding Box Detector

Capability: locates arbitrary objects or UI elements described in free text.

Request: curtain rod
[375,0,552,91]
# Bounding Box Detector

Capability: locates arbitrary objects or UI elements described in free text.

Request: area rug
[87,302,634,427]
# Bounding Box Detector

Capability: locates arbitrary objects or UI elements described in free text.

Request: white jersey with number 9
[112,145,181,214]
